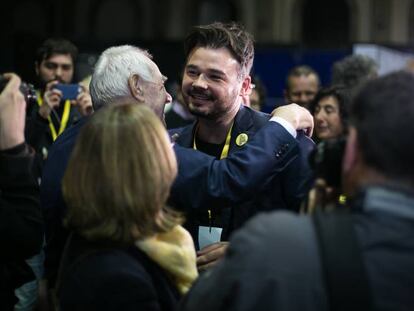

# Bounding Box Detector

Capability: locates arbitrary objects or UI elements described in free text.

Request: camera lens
[309,137,346,188]
[0,76,37,105]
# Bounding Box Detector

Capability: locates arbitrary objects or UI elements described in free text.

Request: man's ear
[128,74,145,102]
[240,75,252,97]
[343,127,358,174]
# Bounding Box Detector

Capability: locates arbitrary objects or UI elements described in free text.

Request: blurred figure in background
[0,73,43,310]
[309,86,350,142]
[331,54,378,97]
[284,65,320,110]
[243,76,267,112]
[26,38,92,181]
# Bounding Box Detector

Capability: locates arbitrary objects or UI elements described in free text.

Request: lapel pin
[235,133,249,146]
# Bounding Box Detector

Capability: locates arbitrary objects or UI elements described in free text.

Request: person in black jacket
[172,22,314,269]
[58,103,198,311]
[0,73,43,310]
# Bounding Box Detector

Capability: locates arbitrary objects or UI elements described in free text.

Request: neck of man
[196,102,241,144]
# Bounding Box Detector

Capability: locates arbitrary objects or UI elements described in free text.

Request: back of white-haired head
[90,45,154,110]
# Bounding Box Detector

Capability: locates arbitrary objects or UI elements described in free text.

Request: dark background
[2,0,413,110]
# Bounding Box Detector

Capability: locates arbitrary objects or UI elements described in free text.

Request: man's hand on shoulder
[271,103,314,137]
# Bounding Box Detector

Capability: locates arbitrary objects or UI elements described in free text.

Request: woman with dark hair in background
[309,85,350,142]
[306,86,351,213]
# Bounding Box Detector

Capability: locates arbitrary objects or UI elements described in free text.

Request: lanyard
[192,122,234,159]
[37,91,71,141]
[193,122,234,233]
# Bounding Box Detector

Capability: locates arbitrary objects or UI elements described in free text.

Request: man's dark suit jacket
[41,112,305,284]
[169,105,314,247]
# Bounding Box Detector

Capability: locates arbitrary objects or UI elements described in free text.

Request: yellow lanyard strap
[193,122,234,230]
[192,122,234,159]
[37,91,71,141]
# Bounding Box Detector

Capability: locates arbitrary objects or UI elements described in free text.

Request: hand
[271,103,314,136]
[196,241,229,271]
[72,90,93,116]
[38,80,62,119]
[0,73,26,150]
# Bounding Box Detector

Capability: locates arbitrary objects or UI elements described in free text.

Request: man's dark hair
[184,22,254,77]
[351,70,414,184]
[332,54,378,91]
[36,38,78,64]
[285,65,320,91]
[309,85,351,130]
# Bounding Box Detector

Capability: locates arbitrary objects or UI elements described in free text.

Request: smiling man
[180,70,414,311]
[171,22,314,270]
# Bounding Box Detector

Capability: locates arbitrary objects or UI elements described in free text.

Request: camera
[309,137,346,188]
[0,76,37,105]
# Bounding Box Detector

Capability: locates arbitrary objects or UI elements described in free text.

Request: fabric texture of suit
[169,105,314,246]
[40,117,89,286]
[58,234,181,311]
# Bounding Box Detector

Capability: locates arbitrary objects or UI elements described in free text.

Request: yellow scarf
[135,225,198,294]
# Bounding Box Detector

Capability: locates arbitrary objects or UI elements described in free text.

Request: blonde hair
[63,102,181,244]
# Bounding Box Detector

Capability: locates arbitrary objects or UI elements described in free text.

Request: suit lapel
[174,121,198,148]
[229,106,255,154]
[174,106,259,153]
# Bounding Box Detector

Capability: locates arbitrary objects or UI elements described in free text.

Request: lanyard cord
[192,122,234,159]
[37,91,71,141]
[193,122,234,231]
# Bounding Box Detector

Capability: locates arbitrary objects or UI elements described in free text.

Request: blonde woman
[58,102,197,310]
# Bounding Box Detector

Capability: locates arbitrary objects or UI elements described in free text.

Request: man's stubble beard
[187,100,224,121]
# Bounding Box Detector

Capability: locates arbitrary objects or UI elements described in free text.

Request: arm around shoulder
[171,121,299,211]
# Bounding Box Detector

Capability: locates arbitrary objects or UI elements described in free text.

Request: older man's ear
[128,74,145,102]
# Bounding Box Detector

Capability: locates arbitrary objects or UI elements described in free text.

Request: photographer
[0,73,43,310]
[180,71,414,311]
[25,38,93,182]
